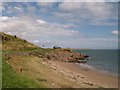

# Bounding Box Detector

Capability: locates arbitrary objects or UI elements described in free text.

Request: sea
[74,49,119,76]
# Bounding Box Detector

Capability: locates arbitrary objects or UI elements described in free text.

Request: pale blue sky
[1,1,119,49]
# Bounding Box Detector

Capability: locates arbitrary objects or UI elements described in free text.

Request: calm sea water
[74,49,119,76]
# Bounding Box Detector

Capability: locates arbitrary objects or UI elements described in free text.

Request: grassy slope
[2,50,42,88]
[1,32,38,50]
[1,32,46,88]
[0,51,2,89]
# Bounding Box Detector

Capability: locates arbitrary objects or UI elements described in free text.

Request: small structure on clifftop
[53,46,61,49]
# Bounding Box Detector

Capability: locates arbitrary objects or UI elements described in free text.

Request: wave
[78,63,95,70]
[76,63,118,77]
[75,63,97,72]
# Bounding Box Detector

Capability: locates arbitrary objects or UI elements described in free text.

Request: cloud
[2,16,83,46]
[62,0,119,2]
[0,2,2,10]
[6,32,12,35]
[36,1,56,14]
[33,40,39,43]
[0,2,5,13]
[37,0,57,2]
[2,2,117,28]
[112,30,119,35]
[55,2,117,26]
[37,19,47,24]
[84,2,112,19]
[14,6,22,11]
[2,2,37,16]
[62,0,106,2]
[1,16,17,21]
[2,3,23,15]
[2,0,119,2]
[59,2,82,11]
[37,0,56,7]
[37,2,53,7]
[59,2,113,18]
[1,16,11,21]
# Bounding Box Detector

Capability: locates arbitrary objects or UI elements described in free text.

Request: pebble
[51,82,54,86]
[81,76,84,78]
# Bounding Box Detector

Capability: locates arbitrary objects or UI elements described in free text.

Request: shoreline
[45,60,118,88]
[77,63,118,77]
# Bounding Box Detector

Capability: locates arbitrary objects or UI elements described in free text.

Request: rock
[81,76,84,78]
[46,55,51,60]
[20,67,23,72]
[37,79,47,82]
[73,77,76,79]
[51,82,54,86]
[32,48,89,63]
[82,82,93,86]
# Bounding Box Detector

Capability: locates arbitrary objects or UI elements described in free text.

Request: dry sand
[46,60,118,88]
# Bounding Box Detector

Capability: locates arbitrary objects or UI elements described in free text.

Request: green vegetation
[0,51,2,89]
[0,32,39,50]
[2,50,42,88]
[1,32,46,88]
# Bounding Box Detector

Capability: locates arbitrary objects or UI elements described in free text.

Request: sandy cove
[43,60,118,88]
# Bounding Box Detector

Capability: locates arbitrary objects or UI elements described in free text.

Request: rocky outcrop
[43,49,89,63]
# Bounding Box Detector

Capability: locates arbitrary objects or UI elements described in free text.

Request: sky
[0,0,119,49]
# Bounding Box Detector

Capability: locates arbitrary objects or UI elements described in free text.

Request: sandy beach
[45,60,118,88]
[7,53,119,88]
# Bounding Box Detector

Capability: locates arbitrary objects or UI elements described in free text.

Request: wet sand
[47,60,118,88]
